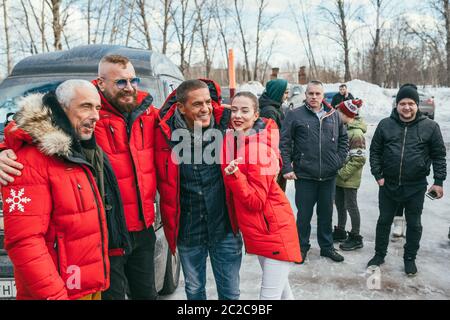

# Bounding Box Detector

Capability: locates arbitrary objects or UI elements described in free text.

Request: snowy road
[160,117,450,300]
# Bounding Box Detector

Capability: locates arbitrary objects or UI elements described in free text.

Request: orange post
[228,49,236,98]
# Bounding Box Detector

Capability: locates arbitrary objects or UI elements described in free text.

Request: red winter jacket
[1,94,109,300]
[222,118,301,263]
[92,80,157,232]
[155,79,239,254]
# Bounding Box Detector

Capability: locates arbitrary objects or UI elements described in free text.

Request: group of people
[0,54,446,301]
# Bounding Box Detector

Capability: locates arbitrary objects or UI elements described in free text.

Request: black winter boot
[367,254,385,268]
[320,248,344,262]
[404,257,418,276]
[340,232,364,251]
[332,226,347,242]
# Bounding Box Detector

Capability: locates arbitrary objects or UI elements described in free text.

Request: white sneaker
[393,217,405,238]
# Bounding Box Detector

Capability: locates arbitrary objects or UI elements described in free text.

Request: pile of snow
[237,81,265,97]
[422,87,450,122]
[323,79,395,122]
[236,79,449,124]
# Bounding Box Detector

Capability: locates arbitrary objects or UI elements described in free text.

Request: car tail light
[426,98,434,104]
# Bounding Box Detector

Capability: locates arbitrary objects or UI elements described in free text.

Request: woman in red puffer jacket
[222,91,301,300]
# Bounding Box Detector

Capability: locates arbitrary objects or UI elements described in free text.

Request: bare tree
[18,0,38,54]
[233,0,251,81]
[290,0,318,79]
[427,0,450,86]
[253,0,277,81]
[136,0,152,50]
[46,0,63,50]
[170,0,198,75]
[161,0,172,54]
[212,0,232,75]
[26,0,49,52]
[2,0,12,73]
[125,0,136,47]
[322,0,363,82]
[194,0,214,78]
[87,0,92,44]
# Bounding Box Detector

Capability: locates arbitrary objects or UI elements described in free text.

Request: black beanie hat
[396,85,419,105]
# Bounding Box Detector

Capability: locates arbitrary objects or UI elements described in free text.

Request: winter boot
[320,248,344,262]
[340,232,364,251]
[404,257,417,276]
[392,216,405,238]
[367,254,385,268]
[333,226,347,242]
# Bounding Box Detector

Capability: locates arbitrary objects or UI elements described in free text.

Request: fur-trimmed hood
[4,92,80,157]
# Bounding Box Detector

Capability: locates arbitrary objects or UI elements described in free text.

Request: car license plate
[0,279,16,299]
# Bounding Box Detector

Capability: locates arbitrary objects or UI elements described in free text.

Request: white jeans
[257,256,294,300]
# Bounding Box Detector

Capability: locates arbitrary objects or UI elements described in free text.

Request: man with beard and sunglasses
[91,55,159,299]
[0,55,159,300]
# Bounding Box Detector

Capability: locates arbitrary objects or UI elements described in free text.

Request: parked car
[0,44,183,300]
[391,92,436,119]
[221,86,231,105]
[324,91,339,105]
[286,84,304,111]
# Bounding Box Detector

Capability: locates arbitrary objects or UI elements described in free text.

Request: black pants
[375,185,426,259]
[335,186,361,235]
[395,205,404,217]
[103,227,157,300]
[294,178,336,252]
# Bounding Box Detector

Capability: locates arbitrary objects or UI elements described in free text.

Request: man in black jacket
[368,84,446,276]
[331,84,354,108]
[281,80,349,263]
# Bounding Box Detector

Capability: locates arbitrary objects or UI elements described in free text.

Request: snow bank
[237,81,265,97]
[323,80,450,123]
[323,79,395,122]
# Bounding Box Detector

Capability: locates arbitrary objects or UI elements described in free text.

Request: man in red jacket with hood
[156,79,243,300]
[0,55,158,300]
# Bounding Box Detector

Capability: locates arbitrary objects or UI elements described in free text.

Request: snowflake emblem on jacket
[5,188,31,213]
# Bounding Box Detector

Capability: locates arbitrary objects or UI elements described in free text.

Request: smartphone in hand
[426,190,438,200]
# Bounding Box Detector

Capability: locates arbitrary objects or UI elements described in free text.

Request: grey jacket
[280,102,349,181]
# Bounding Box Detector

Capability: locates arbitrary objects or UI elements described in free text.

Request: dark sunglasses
[113,77,141,89]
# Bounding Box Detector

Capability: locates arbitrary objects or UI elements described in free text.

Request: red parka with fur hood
[1,93,109,300]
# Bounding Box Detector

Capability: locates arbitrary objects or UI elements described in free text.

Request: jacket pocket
[140,119,145,150]
[295,123,309,141]
[107,124,118,153]
[76,182,95,212]
[55,233,68,278]
[259,211,270,234]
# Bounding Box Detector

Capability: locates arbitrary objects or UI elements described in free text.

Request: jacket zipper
[81,166,108,288]
[175,165,180,247]
[399,126,408,186]
[319,118,323,180]
[125,118,146,227]
[77,183,85,212]
[140,119,144,149]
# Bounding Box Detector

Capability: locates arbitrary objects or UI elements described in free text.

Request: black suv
[0,44,183,299]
